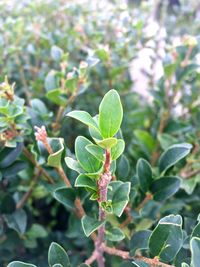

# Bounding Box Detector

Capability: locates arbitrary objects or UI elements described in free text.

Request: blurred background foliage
[1,0,200,266]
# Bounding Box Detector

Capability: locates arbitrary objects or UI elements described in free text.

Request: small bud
[34,125,47,142]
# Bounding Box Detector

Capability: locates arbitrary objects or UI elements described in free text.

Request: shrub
[1,1,200,267]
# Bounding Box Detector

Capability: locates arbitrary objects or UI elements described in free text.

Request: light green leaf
[137,158,152,193]
[51,45,63,61]
[67,111,99,131]
[109,181,131,217]
[159,143,192,174]
[86,144,104,161]
[111,139,125,160]
[47,138,64,168]
[53,187,76,209]
[7,262,37,267]
[151,176,181,201]
[64,157,84,173]
[105,226,125,242]
[45,70,58,91]
[46,89,67,107]
[96,137,117,149]
[81,215,105,237]
[48,242,70,267]
[75,136,102,173]
[75,174,97,191]
[191,237,200,267]
[149,214,183,262]
[99,89,123,138]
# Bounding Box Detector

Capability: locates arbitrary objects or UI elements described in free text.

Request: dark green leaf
[4,209,27,234]
[159,143,192,174]
[191,237,200,267]
[7,262,37,267]
[130,230,152,256]
[53,187,76,209]
[149,214,183,262]
[151,176,180,201]
[137,158,152,193]
[48,242,70,267]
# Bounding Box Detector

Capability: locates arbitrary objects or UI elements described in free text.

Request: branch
[23,147,54,184]
[34,126,96,241]
[16,170,41,209]
[102,244,174,267]
[95,149,112,267]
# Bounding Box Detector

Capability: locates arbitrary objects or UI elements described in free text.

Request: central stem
[95,149,111,267]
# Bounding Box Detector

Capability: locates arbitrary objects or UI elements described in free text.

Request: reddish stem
[95,149,112,267]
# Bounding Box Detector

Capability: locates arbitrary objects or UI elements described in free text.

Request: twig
[34,126,96,240]
[135,192,153,212]
[16,170,42,209]
[120,193,153,228]
[102,244,174,267]
[23,147,54,184]
[85,250,99,265]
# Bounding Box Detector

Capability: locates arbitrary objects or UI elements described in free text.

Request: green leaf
[192,222,200,238]
[48,242,70,267]
[81,215,105,237]
[86,144,104,161]
[99,89,123,138]
[137,158,152,193]
[149,214,183,262]
[52,265,63,267]
[47,138,65,168]
[7,262,37,267]
[46,89,67,106]
[116,155,130,180]
[134,130,155,153]
[111,139,125,160]
[75,174,97,191]
[51,45,63,61]
[132,261,149,267]
[67,111,99,131]
[0,142,23,168]
[64,157,84,173]
[79,264,90,267]
[109,181,131,217]
[75,136,102,173]
[151,176,181,201]
[105,226,125,242]
[130,230,152,256]
[159,143,192,174]
[26,224,48,239]
[4,209,27,234]
[45,70,58,91]
[181,264,189,267]
[96,137,117,149]
[53,187,76,209]
[191,237,200,267]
